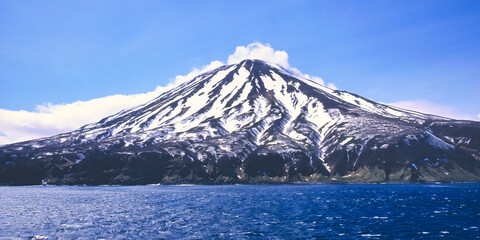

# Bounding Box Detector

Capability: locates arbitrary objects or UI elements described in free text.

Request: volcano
[1,59,479,185]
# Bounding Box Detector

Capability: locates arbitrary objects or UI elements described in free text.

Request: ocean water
[0,184,479,239]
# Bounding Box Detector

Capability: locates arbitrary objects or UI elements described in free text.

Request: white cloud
[228,42,290,68]
[327,83,338,90]
[0,42,335,145]
[0,90,161,144]
[389,100,479,121]
[170,60,224,88]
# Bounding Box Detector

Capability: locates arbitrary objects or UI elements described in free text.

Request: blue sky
[0,0,479,143]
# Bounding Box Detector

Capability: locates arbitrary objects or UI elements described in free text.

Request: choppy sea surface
[0,184,479,239]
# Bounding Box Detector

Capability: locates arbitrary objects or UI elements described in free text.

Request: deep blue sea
[0,184,479,239]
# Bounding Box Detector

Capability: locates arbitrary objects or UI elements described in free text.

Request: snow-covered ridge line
[11,59,431,149]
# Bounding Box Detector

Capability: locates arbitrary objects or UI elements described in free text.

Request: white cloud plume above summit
[228,42,290,68]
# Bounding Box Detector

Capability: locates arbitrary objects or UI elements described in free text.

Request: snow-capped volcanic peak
[77,59,437,145]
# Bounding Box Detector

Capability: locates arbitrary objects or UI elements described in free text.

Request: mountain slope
[1,59,479,185]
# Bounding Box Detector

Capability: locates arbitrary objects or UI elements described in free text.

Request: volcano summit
[1,59,479,185]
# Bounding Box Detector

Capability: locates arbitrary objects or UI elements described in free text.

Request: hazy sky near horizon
[0,0,479,143]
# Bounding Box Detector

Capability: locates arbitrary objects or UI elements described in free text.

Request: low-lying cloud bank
[0,43,477,145]
[389,100,479,121]
[0,90,161,144]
